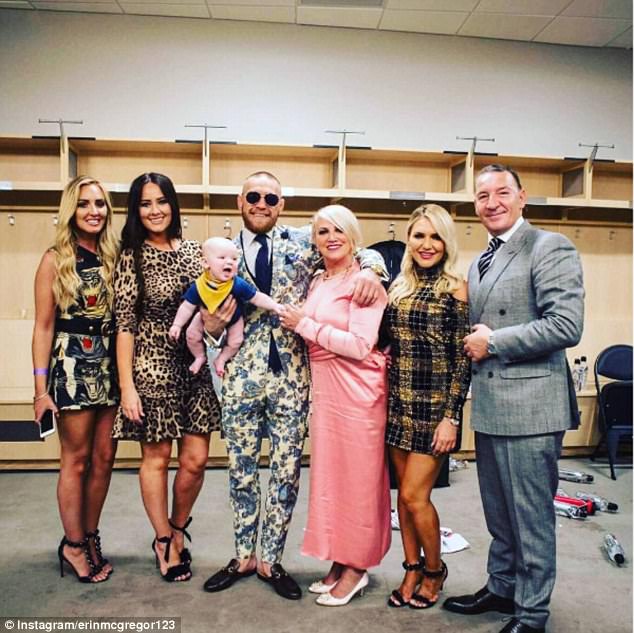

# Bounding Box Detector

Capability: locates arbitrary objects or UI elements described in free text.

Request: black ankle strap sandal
[168,516,193,564]
[86,529,112,575]
[58,536,108,584]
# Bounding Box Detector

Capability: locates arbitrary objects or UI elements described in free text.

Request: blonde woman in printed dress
[32,176,119,583]
[113,172,221,582]
[384,204,471,610]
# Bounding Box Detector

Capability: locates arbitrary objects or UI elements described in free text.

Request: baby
[169,236,281,377]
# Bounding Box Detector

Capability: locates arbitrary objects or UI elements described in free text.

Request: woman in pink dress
[280,204,391,607]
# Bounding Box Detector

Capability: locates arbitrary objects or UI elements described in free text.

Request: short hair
[243,171,281,190]
[202,236,238,257]
[477,164,523,190]
[312,204,363,252]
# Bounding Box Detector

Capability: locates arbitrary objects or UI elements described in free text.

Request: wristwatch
[446,418,460,427]
[487,332,497,356]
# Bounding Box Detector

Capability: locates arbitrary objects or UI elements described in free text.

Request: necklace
[323,263,354,280]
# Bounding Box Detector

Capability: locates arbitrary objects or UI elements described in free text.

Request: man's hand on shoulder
[351,269,383,306]
[464,323,493,362]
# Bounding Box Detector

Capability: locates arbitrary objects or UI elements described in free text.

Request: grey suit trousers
[475,431,564,628]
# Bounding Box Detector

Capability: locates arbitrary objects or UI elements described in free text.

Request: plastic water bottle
[559,468,594,483]
[572,358,581,392]
[579,356,588,391]
[577,492,619,513]
[449,457,468,472]
[603,533,626,566]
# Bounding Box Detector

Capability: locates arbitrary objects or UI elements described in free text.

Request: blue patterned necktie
[254,234,271,294]
[253,233,282,373]
[478,237,503,280]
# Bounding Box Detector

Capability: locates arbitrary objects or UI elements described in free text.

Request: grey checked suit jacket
[468,221,585,436]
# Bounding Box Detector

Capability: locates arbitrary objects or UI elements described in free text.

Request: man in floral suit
[203,171,386,600]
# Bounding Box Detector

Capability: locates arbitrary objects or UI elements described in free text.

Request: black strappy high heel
[86,529,112,576]
[387,557,425,608]
[151,535,191,583]
[58,536,108,584]
[168,516,193,565]
[410,560,448,609]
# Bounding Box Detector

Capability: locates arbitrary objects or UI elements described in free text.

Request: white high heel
[308,579,338,594]
[315,572,369,606]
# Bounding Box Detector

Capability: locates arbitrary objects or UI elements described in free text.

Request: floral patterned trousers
[221,368,309,564]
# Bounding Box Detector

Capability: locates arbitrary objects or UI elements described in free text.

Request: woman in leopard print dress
[113,172,221,582]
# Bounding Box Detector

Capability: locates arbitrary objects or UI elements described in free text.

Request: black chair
[591,344,633,480]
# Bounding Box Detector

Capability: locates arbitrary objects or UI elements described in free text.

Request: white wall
[1,8,632,159]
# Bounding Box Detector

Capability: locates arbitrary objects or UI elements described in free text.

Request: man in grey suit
[443,164,584,633]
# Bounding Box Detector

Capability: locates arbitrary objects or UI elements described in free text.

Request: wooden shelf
[0,135,630,222]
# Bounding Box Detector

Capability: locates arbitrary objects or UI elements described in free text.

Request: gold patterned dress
[384,266,471,454]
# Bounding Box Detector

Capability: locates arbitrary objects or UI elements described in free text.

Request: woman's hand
[279,304,304,331]
[34,394,58,424]
[431,418,458,456]
[121,385,144,424]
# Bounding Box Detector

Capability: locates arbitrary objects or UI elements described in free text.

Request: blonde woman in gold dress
[384,204,471,610]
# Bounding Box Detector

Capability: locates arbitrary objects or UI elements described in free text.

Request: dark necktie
[253,233,282,373]
[478,237,503,280]
[254,234,271,294]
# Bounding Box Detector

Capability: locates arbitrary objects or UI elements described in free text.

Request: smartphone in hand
[38,408,57,438]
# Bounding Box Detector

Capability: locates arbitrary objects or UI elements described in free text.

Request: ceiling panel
[460,13,553,41]
[535,15,631,46]
[30,0,114,3]
[209,4,294,22]
[3,0,632,48]
[385,0,477,10]
[475,0,569,16]
[32,1,122,11]
[298,6,381,28]
[380,9,467,34]
[0,0,33,7]
[607,24,633,46]
[120,2,210,17]
[562,0,632,19]
[128,0,207,4]
[206,0,294,6]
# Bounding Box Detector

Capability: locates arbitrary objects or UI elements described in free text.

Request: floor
[0,457,630,633]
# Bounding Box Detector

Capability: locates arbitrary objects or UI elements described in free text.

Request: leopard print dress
[112,240,220,442]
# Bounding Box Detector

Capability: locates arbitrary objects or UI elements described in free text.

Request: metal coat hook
[609,230,616,241]
[456,136,495,166]
[183,216,189,230]
[574,228,581,239]
[466,224,472,236]
[53,215,58,226]
[388,222,396,240]
[38,118,83,138]
[8,214,15,226]
[579,142,615,167]
[223,219,232,238]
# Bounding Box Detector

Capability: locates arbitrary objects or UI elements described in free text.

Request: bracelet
[33,393,49,402]
[33,368,49,376]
